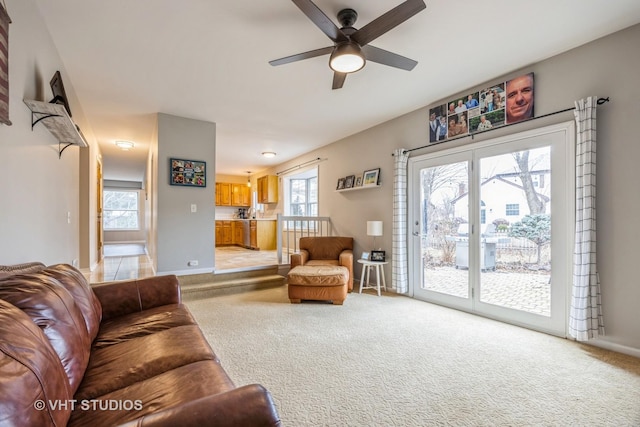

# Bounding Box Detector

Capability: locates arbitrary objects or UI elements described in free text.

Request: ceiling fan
[269,0,426,89]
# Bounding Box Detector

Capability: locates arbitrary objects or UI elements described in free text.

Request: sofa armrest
[92,275,181,321]
[339,250,354,291]
[290,250,309,269]
[118,384,281,427]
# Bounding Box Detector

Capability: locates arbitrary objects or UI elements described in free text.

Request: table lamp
[367,221,383,250]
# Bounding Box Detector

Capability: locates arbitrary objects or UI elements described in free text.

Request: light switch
[191,204,197,213]
[67,212,71,224]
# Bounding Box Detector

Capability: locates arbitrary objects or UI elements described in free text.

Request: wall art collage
[428,72,534,143]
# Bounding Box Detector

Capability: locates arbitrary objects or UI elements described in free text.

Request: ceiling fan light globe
[329,43,365,73]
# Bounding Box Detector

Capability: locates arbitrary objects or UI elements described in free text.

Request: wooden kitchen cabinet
[233,221,244,245]
[249,220,257,249]
[231,183,250,207]
[256,220,276,250]
[257,175,278,204]
[215,221,232,246]
[216,183,231,206]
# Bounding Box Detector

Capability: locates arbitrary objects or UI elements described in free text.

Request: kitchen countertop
[215,218,277,221]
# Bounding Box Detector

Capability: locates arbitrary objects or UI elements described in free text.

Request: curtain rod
[394,97,610,156]
[276,157,325,176]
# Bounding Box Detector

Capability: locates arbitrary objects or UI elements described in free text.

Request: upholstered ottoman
[287,265,349,305]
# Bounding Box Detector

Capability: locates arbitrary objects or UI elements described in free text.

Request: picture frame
[362,168,380,187]
[170,158,206,187]
[354,173,363,187]
[344,175,355,188]
[371,250,386,262]
[336,177,346,190]
[361,252,370,260]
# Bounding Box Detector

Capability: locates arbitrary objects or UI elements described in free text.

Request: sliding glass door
[409,123,574,335]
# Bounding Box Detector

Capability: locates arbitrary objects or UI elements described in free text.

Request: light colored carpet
[185,286,640,426]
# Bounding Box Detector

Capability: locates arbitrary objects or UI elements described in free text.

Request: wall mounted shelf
[336,184,381,193]
[23,99,88,158]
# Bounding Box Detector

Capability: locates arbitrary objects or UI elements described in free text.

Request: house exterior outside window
[505,203,520,216]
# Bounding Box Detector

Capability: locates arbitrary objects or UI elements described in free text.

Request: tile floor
[85,244,279,283]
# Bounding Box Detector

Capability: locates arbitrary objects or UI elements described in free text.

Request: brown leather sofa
[0,262,281,427]
[288,237,354,304]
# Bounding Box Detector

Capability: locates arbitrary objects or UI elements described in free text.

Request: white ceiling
[34,0,640,181]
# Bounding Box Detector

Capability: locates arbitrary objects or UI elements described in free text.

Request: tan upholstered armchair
[290,236,354,292]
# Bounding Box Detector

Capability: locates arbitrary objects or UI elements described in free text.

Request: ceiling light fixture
[262,151,276,158]
[329,42,365,74]
[246,171,252,187]
[115,140,134,150]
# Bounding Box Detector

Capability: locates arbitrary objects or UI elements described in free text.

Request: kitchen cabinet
[255,220,276,250]
[233,221,244,245]
[257,175,278,204]
[216,183,231,206]
[216,182,250,206]
[249,221,257,249]
[215,219,276,250]
[231,183,250,207]
[215,221,232,246]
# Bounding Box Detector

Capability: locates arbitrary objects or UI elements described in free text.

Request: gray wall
[156,113,215,274]
[264,24,640,355]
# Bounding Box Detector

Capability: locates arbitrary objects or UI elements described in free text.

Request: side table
[357,259,388,296]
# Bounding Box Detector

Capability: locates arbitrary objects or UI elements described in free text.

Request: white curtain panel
[569,96,605,341]
[392,149,409,293]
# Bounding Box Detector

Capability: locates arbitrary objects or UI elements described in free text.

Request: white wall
[265,24,640,355]
[0,0,97,266]
[156,113,215,275]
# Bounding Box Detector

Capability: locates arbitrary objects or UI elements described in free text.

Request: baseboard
[104,240,146,245]
[586,338,640,358]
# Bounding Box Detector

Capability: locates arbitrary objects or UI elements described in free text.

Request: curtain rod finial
[597,97,610,105]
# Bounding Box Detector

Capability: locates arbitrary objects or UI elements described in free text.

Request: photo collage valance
[429,72,534,143]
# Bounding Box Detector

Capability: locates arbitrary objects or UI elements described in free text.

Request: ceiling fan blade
[362,45,417,71]
[292,0,348,43]
[332,72,346,90]
[269,46,334,66]
[351,0,426,47]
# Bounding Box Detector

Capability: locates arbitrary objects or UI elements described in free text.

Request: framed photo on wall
[362,168,380,187]
[170,158,206,187]
[345,175,355,188]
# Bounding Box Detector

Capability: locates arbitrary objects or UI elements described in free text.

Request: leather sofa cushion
[41,264,103,341]
[299,236,353,260]
[0,274,91,394]
[0,262,45,279]
[288,265,349,287]
[306,259,339,266]
[0,299,72,427]
[76,324,218,400]
[92,304,197,350]
[68,360,235,427]
[92,275,181,321]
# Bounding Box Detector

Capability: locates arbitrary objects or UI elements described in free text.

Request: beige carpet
[185,286,640,426]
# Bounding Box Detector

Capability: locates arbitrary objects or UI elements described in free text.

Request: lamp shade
[367,221,383,237]
[329,42,365,73]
